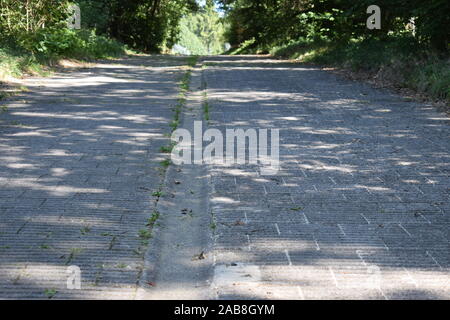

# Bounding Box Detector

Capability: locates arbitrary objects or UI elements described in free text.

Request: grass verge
[270,37,449,104]
[0,29,131,82]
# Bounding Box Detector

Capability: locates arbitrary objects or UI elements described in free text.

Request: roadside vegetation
[272,37,449,102]
[221,0,449,103]
[142,55,197,251]
[0,0,200,82]
[0,1,129,81]
[176,0,227,55]
[0,30,127,80]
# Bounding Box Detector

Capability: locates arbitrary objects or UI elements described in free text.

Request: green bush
[271,36,450,102]
[410,60,450,100]
[18,28,126,59]
[176,1,227,56]
[229,38,259,55]
[0,28,128,80]
[0,39,45,79]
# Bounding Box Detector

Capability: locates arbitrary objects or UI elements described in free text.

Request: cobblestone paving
[0,55,187,299]
[204,56,449,299]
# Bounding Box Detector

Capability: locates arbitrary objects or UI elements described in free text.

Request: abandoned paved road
[204,56,449,299]
[0,55,188,299]
[0,55,449,299]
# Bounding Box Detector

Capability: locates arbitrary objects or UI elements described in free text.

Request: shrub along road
[0,55,448,299]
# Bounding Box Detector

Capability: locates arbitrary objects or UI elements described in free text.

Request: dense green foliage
[177,0,227,55]
[272,37,450,101]
[221,0,450,52]
[222,0,449,101]
[0,0,202,79]
[0,1,128,79]
[1,1,200,54]
[78,0,198,52]
[0,0,70,34]
[20,28,125,59]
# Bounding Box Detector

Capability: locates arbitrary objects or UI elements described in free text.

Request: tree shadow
[0,55,191,299]
[202,55,449,300]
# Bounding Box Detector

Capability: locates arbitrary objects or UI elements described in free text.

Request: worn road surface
[0,55,449,299]
[0,55,187,299]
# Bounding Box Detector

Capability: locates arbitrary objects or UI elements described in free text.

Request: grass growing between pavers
[138,55,198,251]
[158,55,198,161]
[209,212,217,231]
[44,288,57,299]
[200,65,213,123]
[146,210,161,228]
[172,56,198,130]
[203,91,211,121]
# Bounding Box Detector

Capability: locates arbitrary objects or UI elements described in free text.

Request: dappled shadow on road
[0,53,448,300]
[202,55,449,299]
[0,55,189,299]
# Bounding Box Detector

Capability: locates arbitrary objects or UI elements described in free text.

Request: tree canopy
[1,0,448,53]
[176,0,227,55]
[0,0,200,52]
[219,0,450,52]
[78,0,198,52]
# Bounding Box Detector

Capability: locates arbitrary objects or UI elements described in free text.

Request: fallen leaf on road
[192,251,206,260]
[181,208,193,215]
